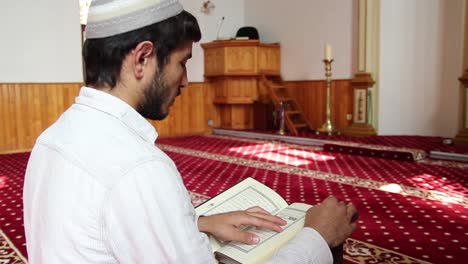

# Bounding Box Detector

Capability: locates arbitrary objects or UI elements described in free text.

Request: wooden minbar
[202,40,280,130]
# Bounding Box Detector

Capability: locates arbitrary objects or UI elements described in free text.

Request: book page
[216,203,312,264]
[195,177,288,252]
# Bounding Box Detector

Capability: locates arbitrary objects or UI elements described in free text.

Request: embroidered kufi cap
[85,0,183,39]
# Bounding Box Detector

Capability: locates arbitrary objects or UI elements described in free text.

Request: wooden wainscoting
[0,83,81,154]
[0,83,218,154]
[0,80,350,153]
[285,79,353,130]
[149,82,219,138]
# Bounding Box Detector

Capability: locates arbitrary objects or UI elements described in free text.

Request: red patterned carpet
[1,134,467,263]
[0,152,28,263]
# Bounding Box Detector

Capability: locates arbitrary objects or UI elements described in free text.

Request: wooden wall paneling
[1,86,10,150]
[0,82,213,153]
[0,85,14,150]
[172,86,184,135]
[63,84,80,111]
[332,80,353,129]
[193,83,212,133]
[286,81,324,128]
[28,84,39,147]
[153,116,169,136]
[0,83,81,154]
[182,83,202,134]
[0,80,352,153]
[26,84,38,147]
[10,85,20,149]
[46,84,56,129]
[41,83,52,129]
[0,85,5,150]
[20,84,29,148]
[151,82,216,138]
[33,85,43,142]
[308,81,325,128]
[285,79,352,131]
[152,90,180,137]
[204,80,220,128]
[13,85,23,149]
[166,94,180,136]
[185,84,197,133]
[9,84,19,150]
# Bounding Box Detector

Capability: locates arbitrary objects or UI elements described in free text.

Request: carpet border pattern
[0,228,27,264]
[160,144,467,207]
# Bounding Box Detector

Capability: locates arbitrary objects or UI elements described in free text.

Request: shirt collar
[75,86,158,143]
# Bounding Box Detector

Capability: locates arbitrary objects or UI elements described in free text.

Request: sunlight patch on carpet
[228,144,334,166]
[410,174,467,197]
[379,183,403,193]
[0,176,7,189]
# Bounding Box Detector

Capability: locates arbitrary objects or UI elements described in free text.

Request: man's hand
[198,206,287,245]
[305,196,358,248]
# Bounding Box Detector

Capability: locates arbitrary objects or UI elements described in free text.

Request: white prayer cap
[85,0,183,39]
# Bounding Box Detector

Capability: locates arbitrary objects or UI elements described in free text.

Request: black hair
[82,10,201,88]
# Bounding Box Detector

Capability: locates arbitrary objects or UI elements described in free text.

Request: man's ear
[132,41,155,79]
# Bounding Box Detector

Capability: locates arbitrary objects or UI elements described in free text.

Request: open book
[195,177,312,264]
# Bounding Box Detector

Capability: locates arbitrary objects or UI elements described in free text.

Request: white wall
[378,0,464,137]
[0,0,243,83]
[0,0,355,82]
[180,0,244,82]
[244,0,356,80]
[0,0,83,83]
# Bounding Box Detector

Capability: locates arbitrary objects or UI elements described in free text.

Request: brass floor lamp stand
[316,59,339,135]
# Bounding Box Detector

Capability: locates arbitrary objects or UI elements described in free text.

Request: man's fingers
[346,202,358,223]
[228,229,260,245]
[245,206,269,214]
[322,195,339,206]
[327,195,338,202]
[245,207,287,226]
[238,213,285,232]
[248,212,287,226]
[350,222,357,234]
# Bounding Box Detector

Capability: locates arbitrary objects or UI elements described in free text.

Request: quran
[195,177,312,264]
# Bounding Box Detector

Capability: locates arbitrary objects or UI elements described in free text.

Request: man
[23,0,358,263]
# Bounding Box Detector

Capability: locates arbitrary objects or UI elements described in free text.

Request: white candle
[324,44,332,60]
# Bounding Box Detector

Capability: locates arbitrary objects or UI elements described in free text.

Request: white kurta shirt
[23,87,332,264]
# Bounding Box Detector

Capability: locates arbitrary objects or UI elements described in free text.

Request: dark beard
[138,71,170,120]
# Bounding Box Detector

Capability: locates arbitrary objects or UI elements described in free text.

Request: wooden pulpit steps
[260,74,314,135]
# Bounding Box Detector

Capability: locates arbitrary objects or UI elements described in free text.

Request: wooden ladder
[259,74,314,135]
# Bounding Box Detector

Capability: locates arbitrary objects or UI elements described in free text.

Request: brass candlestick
[317,59,338,135]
